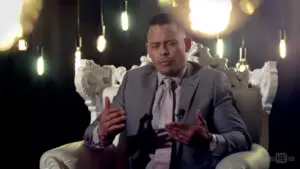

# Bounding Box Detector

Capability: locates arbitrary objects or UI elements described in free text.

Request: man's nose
[160,45,170,56]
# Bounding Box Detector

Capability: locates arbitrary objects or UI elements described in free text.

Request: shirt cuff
[92,125,100,145]
[92,125,114,148]
[212,134,227,156]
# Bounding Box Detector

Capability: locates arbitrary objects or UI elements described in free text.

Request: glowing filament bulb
[279,39,286,59]
[216,38,224,58]
[97,35,106,52]
[18,38,27,51]
[75,47,82,73]
[37,55,44,76]
[121,11,129,31]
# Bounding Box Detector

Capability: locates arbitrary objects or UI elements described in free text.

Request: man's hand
[165,109,213,150]
[98,97,126,143]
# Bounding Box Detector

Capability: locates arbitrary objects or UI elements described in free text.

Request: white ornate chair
[40,42,278,169]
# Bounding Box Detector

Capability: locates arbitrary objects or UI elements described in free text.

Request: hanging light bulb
[75,47,82,73]
[279,30,286,59]
[216,37,224,58]
[97,35,106,52]
[75,36,82,74]
[172,0,178,7]
[18,38,27,51]
[158,0,172,7]
[158,0,177,7]
[97,0,107,52]
[97,25,107,52]
[121,11,129,31]
[279,39,286,59]
[17,26,27,51]
[37,46,44,76]
[121,0,129,31]
[235,39,249,72]
[239,0,256,15]
[37,56,44,76]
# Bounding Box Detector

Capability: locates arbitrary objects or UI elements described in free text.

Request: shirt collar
[157,64,188,86]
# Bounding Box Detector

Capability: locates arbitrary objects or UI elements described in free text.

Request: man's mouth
[160,60,173,66]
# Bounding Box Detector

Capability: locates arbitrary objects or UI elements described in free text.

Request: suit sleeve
[83,72,129,149]
[212,72,252,157]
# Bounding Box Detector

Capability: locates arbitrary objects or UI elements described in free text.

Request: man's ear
[184,36,192,52]
[145,42,150,54]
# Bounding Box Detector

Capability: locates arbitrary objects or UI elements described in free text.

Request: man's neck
[170,65,187,78]
[158,64,188,78]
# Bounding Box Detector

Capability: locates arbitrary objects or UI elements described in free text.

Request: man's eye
[167,42,177,46]
[151,45,159,49]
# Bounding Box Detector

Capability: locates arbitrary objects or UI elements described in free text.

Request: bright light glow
[97,35,107,52]
[172,0,177,7]
[0,0,23,51]
[158,0,171,6]
[279,39,286,59]
[236,61,249,72]
[37,56,44,76]
[189,0,232,35]
[75,47,81,73]
[121,11,129,31]
[0,0,42,52]
[238,64,246,72]
[239,0,256,15]
[236,45,249,72]
[18,38,27,51]
[216,38,224,58]
[158,0,177,7]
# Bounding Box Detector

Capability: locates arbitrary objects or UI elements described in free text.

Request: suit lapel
[140,67,158,117]
[175,62,201,155]
[178,62,201,123]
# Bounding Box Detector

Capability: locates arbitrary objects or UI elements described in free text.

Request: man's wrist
[98,132,114,148]
[94,125,113,148]
[99,137,113,148]
[209,134,218,152]
[210,134,227,156]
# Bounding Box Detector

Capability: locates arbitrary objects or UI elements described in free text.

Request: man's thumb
[196,109,203,124]
[104,96,111,110]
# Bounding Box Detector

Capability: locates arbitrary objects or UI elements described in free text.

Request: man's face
[146,23,192,76]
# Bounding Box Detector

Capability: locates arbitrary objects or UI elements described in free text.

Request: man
[84,13,252,169]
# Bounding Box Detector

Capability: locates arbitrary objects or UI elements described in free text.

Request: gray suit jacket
[84,62,252,169]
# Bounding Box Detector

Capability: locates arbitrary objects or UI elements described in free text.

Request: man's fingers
[156,129,168,137]
[166,127,189,138]
[167,130,189,144]
[196,109,207,126]
[103,109,125,122]
[166,122,188,129]
[104,96,111,110]
[195,109,201,122]
[105,115,126,128]
[196,109,206,124]
[108,124,125,133]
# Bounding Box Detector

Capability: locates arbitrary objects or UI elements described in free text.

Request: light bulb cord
[77,0,80,36]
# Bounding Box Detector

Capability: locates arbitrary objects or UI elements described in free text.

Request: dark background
[1,0,300,169]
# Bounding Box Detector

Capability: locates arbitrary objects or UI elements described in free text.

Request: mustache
[159,59,172,62]
[157,56,173,63]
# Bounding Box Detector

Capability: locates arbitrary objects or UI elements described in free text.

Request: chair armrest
[40,141,118,169]
[40,141,84,169]
[216,144,270,169]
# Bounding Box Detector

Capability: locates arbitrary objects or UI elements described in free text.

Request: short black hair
[147,13,184,32]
